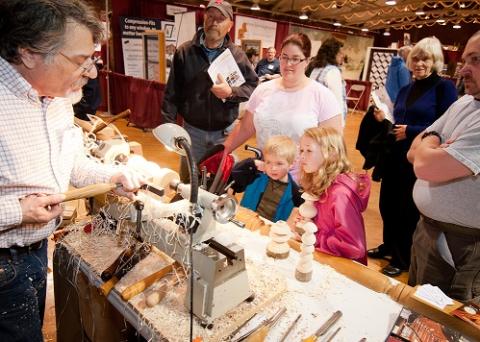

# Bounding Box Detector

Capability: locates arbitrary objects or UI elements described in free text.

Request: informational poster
[234,15,277,49]
[120,16,162,78]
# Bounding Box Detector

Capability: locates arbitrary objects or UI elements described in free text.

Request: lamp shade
[153,123,192,156]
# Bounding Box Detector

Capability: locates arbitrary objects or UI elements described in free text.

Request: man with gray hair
[407,31,480,301]
[0,1,142,340]
[385,45,412,103]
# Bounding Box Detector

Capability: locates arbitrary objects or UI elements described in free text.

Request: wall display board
[120,17,162,78]
[363,47,397,90]
[175,11,196,48]
[142,30,167,84]
[234,15,276,49]
[289,26,374,80]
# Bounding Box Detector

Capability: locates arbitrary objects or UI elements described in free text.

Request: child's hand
[254,159,265,172]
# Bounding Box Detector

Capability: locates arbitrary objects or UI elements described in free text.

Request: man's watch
[421,131,442,143]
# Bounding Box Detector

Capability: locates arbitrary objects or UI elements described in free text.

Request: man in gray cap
[162,0,258,181]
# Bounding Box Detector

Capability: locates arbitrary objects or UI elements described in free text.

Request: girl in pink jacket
[297,127,371,265]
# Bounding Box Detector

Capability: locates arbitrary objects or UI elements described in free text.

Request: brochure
[387,307,473,342]
[208,48,245,88]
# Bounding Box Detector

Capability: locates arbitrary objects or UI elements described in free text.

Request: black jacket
[162,29,258,131]
[355,105,395,181]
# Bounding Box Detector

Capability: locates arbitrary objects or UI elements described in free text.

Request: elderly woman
[223,33,343,179]
[306,37,347,124]
[368,37,457,276]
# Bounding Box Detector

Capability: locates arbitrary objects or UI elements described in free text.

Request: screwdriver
[302,310,342,342]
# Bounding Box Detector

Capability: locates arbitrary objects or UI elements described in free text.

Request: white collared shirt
[0,56,116,247]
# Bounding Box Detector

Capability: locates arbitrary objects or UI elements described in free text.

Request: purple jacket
[313,173,370,265]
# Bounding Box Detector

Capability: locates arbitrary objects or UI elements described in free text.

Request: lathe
[129,178,254,326]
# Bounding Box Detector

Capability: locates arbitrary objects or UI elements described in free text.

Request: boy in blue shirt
[234,135,303,221]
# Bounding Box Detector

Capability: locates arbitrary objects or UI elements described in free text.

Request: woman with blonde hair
[368,36,457,276]
[294,126,371,265]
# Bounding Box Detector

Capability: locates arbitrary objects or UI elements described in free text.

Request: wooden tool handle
[63,183,117,202]
[91,109,131,134]
[246,326,270,342]
[121,263,173,301]
[99,276,119,297]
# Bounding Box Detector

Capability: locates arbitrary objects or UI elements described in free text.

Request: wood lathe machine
[128,178,254,327]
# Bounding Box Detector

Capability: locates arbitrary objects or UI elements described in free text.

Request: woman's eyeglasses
[279,55,306,65]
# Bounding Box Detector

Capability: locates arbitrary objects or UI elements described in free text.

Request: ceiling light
[385,0,397,5]
[415,11,425,15]
[299,12,308,20]
[460,3,466,8]
[453,24,461,29]
[436,19,445,23]
[333,22,342,27]
[361,28,369,32]
[200,4,205,8]
[383,30,391,36]
[250,2,260,10]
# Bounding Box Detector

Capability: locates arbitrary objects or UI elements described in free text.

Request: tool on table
[231,307,286,342]
[99,243,151,296]
[302,310,342,342]
[279,313,302,342]
[225,313,258,341]
[63,183,120,202]
[325,326,341,342]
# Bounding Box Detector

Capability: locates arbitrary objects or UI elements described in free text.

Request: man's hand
[110,171,145,200]
[393,124,407,141]
[20,194,65,224]
[211,74,232,99]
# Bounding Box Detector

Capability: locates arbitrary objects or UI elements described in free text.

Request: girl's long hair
[300,127,351,197]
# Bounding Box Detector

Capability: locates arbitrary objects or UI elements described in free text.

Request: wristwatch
[421,131,442,143]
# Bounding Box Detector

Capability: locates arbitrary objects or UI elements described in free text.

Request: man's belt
[422,215,480,238]
[0,239,45,258]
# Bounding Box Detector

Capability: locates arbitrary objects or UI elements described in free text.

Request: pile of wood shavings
[125,261,287,341]
[62,228,125,274]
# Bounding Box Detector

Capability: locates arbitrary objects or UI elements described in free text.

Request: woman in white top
[223,33,343,177]
[306,37,347,124]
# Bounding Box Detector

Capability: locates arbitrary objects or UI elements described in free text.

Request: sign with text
[120,16,162,78]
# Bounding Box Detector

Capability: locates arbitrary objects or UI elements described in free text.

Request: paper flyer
[208,49,245,88]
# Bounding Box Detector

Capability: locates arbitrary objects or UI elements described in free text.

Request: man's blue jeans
[0,240,48,342]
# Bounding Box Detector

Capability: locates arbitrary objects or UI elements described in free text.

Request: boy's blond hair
[300,127,351,197]
[262,135,297,164]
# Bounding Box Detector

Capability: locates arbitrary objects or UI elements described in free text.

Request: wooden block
[295,269,312,282]
[121,263,173,301]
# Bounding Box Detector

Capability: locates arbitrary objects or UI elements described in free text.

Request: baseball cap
[207,0,233,20]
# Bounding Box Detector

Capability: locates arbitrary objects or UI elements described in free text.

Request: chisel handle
[63,183,118,202]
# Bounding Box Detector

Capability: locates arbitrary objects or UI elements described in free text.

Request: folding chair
[346,84,366,114]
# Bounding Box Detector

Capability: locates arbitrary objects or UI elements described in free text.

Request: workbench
[52,215,479,341]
